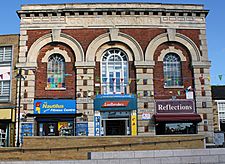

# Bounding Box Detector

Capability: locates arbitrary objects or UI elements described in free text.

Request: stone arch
[145,32,201,62]
[86,32,144,62]
[158,46,186,61]
[42,47,71,63]
[27,33,84,65]
[95,43,134,62]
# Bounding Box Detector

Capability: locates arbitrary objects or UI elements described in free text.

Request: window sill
[164,86,184,89]
[45,87,66,91]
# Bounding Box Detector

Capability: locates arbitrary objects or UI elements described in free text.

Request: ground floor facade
[0,108,16,147]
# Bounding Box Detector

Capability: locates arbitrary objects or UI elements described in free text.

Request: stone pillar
[135,61,155,136]
[75,62,95,136]
[193,63,213,143]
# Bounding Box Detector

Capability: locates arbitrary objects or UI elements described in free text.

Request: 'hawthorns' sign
[155,100,195,114]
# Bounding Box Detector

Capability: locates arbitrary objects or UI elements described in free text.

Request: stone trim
[95,43,134,62]
[145,32,201,62]
[26,32,84,66]
[158,46,186,61]
[42,47,71,62]
[86,31,144,62]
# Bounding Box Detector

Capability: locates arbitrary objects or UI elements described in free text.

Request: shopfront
[94,94,137,136]
[154,100,202,135]
[0,108,15,147]
[33,99,76,136]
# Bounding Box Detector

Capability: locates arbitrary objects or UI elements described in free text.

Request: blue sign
[76,123,88,136]
[20,123,33,143]
[34,99,76,114]
[94,116,101,136]
[94,94,137,111]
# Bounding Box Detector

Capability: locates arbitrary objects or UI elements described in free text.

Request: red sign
[102,101,129,107]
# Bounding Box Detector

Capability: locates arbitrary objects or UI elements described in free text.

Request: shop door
[39,122,59,136]
[103,119,129,136]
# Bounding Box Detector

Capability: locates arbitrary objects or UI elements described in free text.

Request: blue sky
[1,0,224,85]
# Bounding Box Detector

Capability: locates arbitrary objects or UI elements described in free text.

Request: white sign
[142,112,151,120]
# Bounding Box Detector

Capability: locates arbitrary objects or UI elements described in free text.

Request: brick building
[16,3,213,143]
[0,34,19,147]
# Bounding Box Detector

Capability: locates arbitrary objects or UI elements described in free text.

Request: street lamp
[15,68,25,147]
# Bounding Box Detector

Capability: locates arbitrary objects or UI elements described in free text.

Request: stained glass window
[47,54,65,89]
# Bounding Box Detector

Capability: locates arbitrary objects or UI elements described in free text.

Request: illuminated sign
[102,101,129,107]
[34,99,76,114]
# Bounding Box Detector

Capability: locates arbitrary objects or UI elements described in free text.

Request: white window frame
[101,49,129,94]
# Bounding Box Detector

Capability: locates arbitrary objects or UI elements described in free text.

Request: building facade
[0,34,19,147]
[212,86,225,132]
[16,3,213,143]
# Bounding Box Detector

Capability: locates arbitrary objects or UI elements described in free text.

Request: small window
[0,46,12,63]
[163,53,182,87]
[0,81,10,102]
[144,102,148,108]
[47,54,65,89]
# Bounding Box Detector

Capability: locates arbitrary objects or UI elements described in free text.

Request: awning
[154,113,202,123]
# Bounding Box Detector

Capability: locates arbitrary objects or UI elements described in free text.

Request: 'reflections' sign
[34,99,76,114]
[155,100,195,114]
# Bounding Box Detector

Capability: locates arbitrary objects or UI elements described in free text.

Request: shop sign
[155,100,195,114]
[34,99,76,114]
[131,113,137,136]
[102,101,129,107]
[94,94,137,111]
[94,116,101,136]
[142,112,151,120]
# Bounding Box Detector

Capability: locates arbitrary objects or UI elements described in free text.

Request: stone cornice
[17,3,208,18]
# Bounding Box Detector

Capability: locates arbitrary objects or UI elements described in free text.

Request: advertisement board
[34,99,76,114]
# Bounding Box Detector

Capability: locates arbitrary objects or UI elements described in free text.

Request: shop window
[156,122,197,135]
[0,46,12,63]
[101,48,129,94]
[0,81,10,102]
[47,54,65,89]
[163,53,183,87]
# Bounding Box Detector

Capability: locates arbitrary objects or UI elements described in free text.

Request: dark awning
[154,113,202,123]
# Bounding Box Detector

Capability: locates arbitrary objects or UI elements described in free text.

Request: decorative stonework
[158,46,186,61]
[42,47,71,62]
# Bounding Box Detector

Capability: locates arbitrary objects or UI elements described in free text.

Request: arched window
[101,49,129,94]
[163,53,182,87]
[47,54,65,89]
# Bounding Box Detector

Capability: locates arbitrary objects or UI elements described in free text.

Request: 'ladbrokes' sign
[155,100,195,114]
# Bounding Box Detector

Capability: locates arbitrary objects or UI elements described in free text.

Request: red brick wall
[27,30,51,49]
[35,42,76,99]
[153,42,194,99]
[120,28,166,53]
